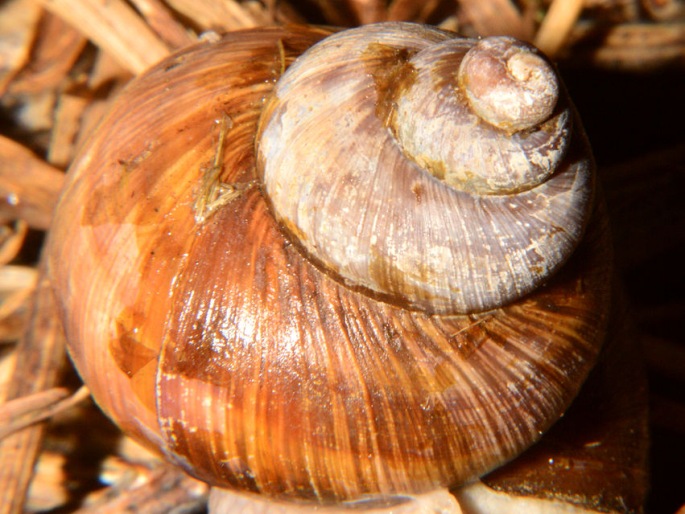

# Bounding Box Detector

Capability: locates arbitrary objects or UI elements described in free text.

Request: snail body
[48,23,610,506]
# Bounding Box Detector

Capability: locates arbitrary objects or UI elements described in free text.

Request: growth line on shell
[194,114,256,223]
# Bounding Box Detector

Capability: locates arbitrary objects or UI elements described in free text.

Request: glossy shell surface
[48,24,610,505]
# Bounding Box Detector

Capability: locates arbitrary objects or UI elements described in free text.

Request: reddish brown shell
[47,25,611,505]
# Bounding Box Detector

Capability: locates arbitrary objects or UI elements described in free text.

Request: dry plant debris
[0,0,683,513]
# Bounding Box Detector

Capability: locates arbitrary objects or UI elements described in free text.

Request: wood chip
[7,10,87,95]
[164,0,261,32]
[267,0,308,25]
[24,452,69,512]
[601,144,685,270]
[1,88,57,139]
[346,0,388,24]
[0,389,68,433]
[387,0,420,21]
[73,462,208,514]
[48,89,90,169]
[0,265,36,300]
[567,21,685,70]
[128,0,197,49]
[296,0,357,26]
[582,0,640,22]
[75,50,134,151]
[87,47,133,91]
[457,0,535,40]
[535,0,585,57]
[388,0,449,23]
[0,265,36,343]
[0,0,42,95]
[0,220,27,266]
[37,0,171,74]
[642,0,685,21]
[0,136,65,230]
[642,334,685,384]
[0,386,90,440]
[651,394,685,434]
[0,265,69,514]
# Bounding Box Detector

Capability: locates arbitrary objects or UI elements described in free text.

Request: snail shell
[48,23,611,505]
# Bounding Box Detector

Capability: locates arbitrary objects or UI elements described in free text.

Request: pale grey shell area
[257,23,593,315]
[392,38,572,195]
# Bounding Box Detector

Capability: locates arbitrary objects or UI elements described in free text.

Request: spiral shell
[257,24,590,314]
[47,23,610,506]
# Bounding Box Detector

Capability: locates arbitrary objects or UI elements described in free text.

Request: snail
[47,22,613,512]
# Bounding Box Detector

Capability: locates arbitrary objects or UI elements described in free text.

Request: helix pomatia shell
[47,23,611,505]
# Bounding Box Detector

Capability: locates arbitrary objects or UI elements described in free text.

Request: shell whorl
[390,36,572,195]
[257,23,592,315]
[458,37,560,134]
